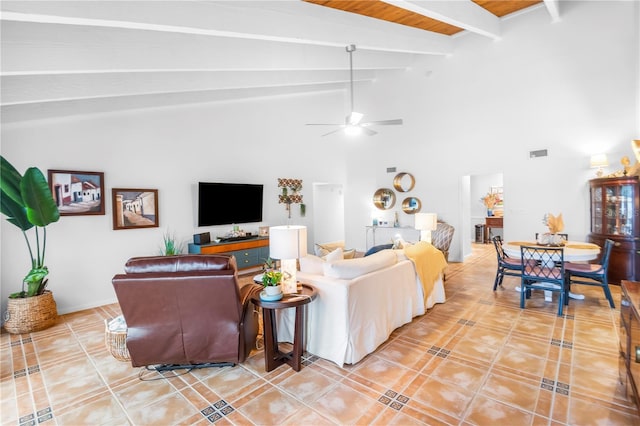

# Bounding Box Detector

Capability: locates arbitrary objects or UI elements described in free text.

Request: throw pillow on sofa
[314,240,345,256]
[315,240,356,259]
[323,249,397,280]
[364,244,393,257]
[299,255,325,274]
[299,247,344,274]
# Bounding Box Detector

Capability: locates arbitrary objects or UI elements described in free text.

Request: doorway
[312,183,345,245]
[463,172,504,258]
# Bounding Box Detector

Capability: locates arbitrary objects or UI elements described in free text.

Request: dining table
[502,240,601,300]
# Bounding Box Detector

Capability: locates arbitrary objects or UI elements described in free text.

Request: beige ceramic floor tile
[313,381,378,424]
[199,365,264,402]
[113,376,176,410]
[45,372,107,410]
[278,366,338,404]
[126,392,199,425]
[54,393,129,426]
[351,355,416,390]
[411,375,476,418]
[479,372,540,412]
[494,347,547,378]
[3,243,638,426]
[450,335,501,363]
[464,394,533,424]
[430,358,488,392]
[281,406,337,425]
[236,386,307,425]
[568,395,640,426]
[374,340,428,370]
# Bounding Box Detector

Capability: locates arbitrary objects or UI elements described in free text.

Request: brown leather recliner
[112,254,263,368]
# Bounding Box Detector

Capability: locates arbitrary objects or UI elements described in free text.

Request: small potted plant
[262,270,283,296]
[160,230,183,256]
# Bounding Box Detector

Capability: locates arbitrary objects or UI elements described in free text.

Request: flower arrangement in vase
[539,213,565,246]
[481,192,499,216]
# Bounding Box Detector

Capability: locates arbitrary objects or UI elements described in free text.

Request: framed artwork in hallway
[111,188,159,230]
[47,170,105,216]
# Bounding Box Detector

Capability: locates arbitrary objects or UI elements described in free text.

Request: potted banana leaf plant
[1,156,60,333]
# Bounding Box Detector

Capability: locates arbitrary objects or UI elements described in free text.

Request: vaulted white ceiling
[0,0,560,121]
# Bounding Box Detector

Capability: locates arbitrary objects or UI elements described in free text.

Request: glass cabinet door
[591,186,602,234]
[604,183,635,236]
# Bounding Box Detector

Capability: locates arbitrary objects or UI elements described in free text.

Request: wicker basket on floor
[3,291,58,334]
[104,319,131,362]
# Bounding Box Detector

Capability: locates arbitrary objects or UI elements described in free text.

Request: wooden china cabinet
[589,176,640,284]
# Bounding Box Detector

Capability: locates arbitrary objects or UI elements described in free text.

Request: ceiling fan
[306,44,403,137]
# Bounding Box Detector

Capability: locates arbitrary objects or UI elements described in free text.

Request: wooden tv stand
[188,237,269,270]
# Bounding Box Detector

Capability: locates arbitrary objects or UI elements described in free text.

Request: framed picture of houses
[111,188,159,230]
[47,170,105,216]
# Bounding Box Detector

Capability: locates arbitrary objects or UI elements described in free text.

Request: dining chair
[520,245,567,316]
[564,239,615,308]
[492,236,523,290]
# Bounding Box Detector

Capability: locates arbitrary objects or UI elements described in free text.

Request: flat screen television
[198,182,264,227]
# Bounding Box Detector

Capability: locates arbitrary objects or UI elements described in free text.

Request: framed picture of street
[112,188,159,230]
[48,170,105,216]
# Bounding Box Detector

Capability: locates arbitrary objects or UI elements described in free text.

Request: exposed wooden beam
[0,69,388,106]
[384,0,501,40]
[0,1,453,56]
[543,0,561,22]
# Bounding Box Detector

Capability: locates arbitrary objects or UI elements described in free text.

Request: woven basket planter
[3,291,58,334]
[104,319,131,362]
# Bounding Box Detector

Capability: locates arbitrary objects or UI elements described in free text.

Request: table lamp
[269,225,307,294]
[415,213,437,244]
[590,154,608,177]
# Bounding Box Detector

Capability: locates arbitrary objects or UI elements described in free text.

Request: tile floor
[2,243,640,425]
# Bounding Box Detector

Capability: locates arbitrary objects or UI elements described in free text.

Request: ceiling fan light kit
[307,44,403,137]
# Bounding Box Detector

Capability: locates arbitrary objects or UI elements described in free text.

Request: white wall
[1,1,638,315]
[1,92,349,314]
[345,1,639,263]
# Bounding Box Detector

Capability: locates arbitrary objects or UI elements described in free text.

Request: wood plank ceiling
[304,0,544,35]
[0,0,554,122]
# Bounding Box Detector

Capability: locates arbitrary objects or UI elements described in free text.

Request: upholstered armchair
[432,222,455,262]
[112,254,263,369]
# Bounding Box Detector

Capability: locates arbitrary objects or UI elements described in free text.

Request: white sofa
[276,248,446,367]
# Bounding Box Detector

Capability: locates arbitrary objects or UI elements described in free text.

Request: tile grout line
[64,318,134,425]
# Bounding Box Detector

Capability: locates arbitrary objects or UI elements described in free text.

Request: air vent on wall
[529,149,548,158]
[387,167,397,173]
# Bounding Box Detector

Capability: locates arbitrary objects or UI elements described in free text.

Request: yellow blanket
[404,241,447,304]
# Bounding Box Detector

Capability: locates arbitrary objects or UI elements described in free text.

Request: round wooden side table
[251,283,317,372]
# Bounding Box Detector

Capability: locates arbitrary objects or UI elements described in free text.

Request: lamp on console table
[269,225,307,294]
[415,213,437,244]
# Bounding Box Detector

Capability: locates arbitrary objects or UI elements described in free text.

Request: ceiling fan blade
[306,123,342,126]
[361,127,377,136]
[321,127,346,137]
[361,119,403,126]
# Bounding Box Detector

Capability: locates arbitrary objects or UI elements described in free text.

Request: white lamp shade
[269,225,307,259]
[415,213,437,231]
[590,154,609,168]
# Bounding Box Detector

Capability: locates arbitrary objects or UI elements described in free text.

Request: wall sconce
[414,213,438,244]
[590,154,608,177]
[269,225,307,294]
